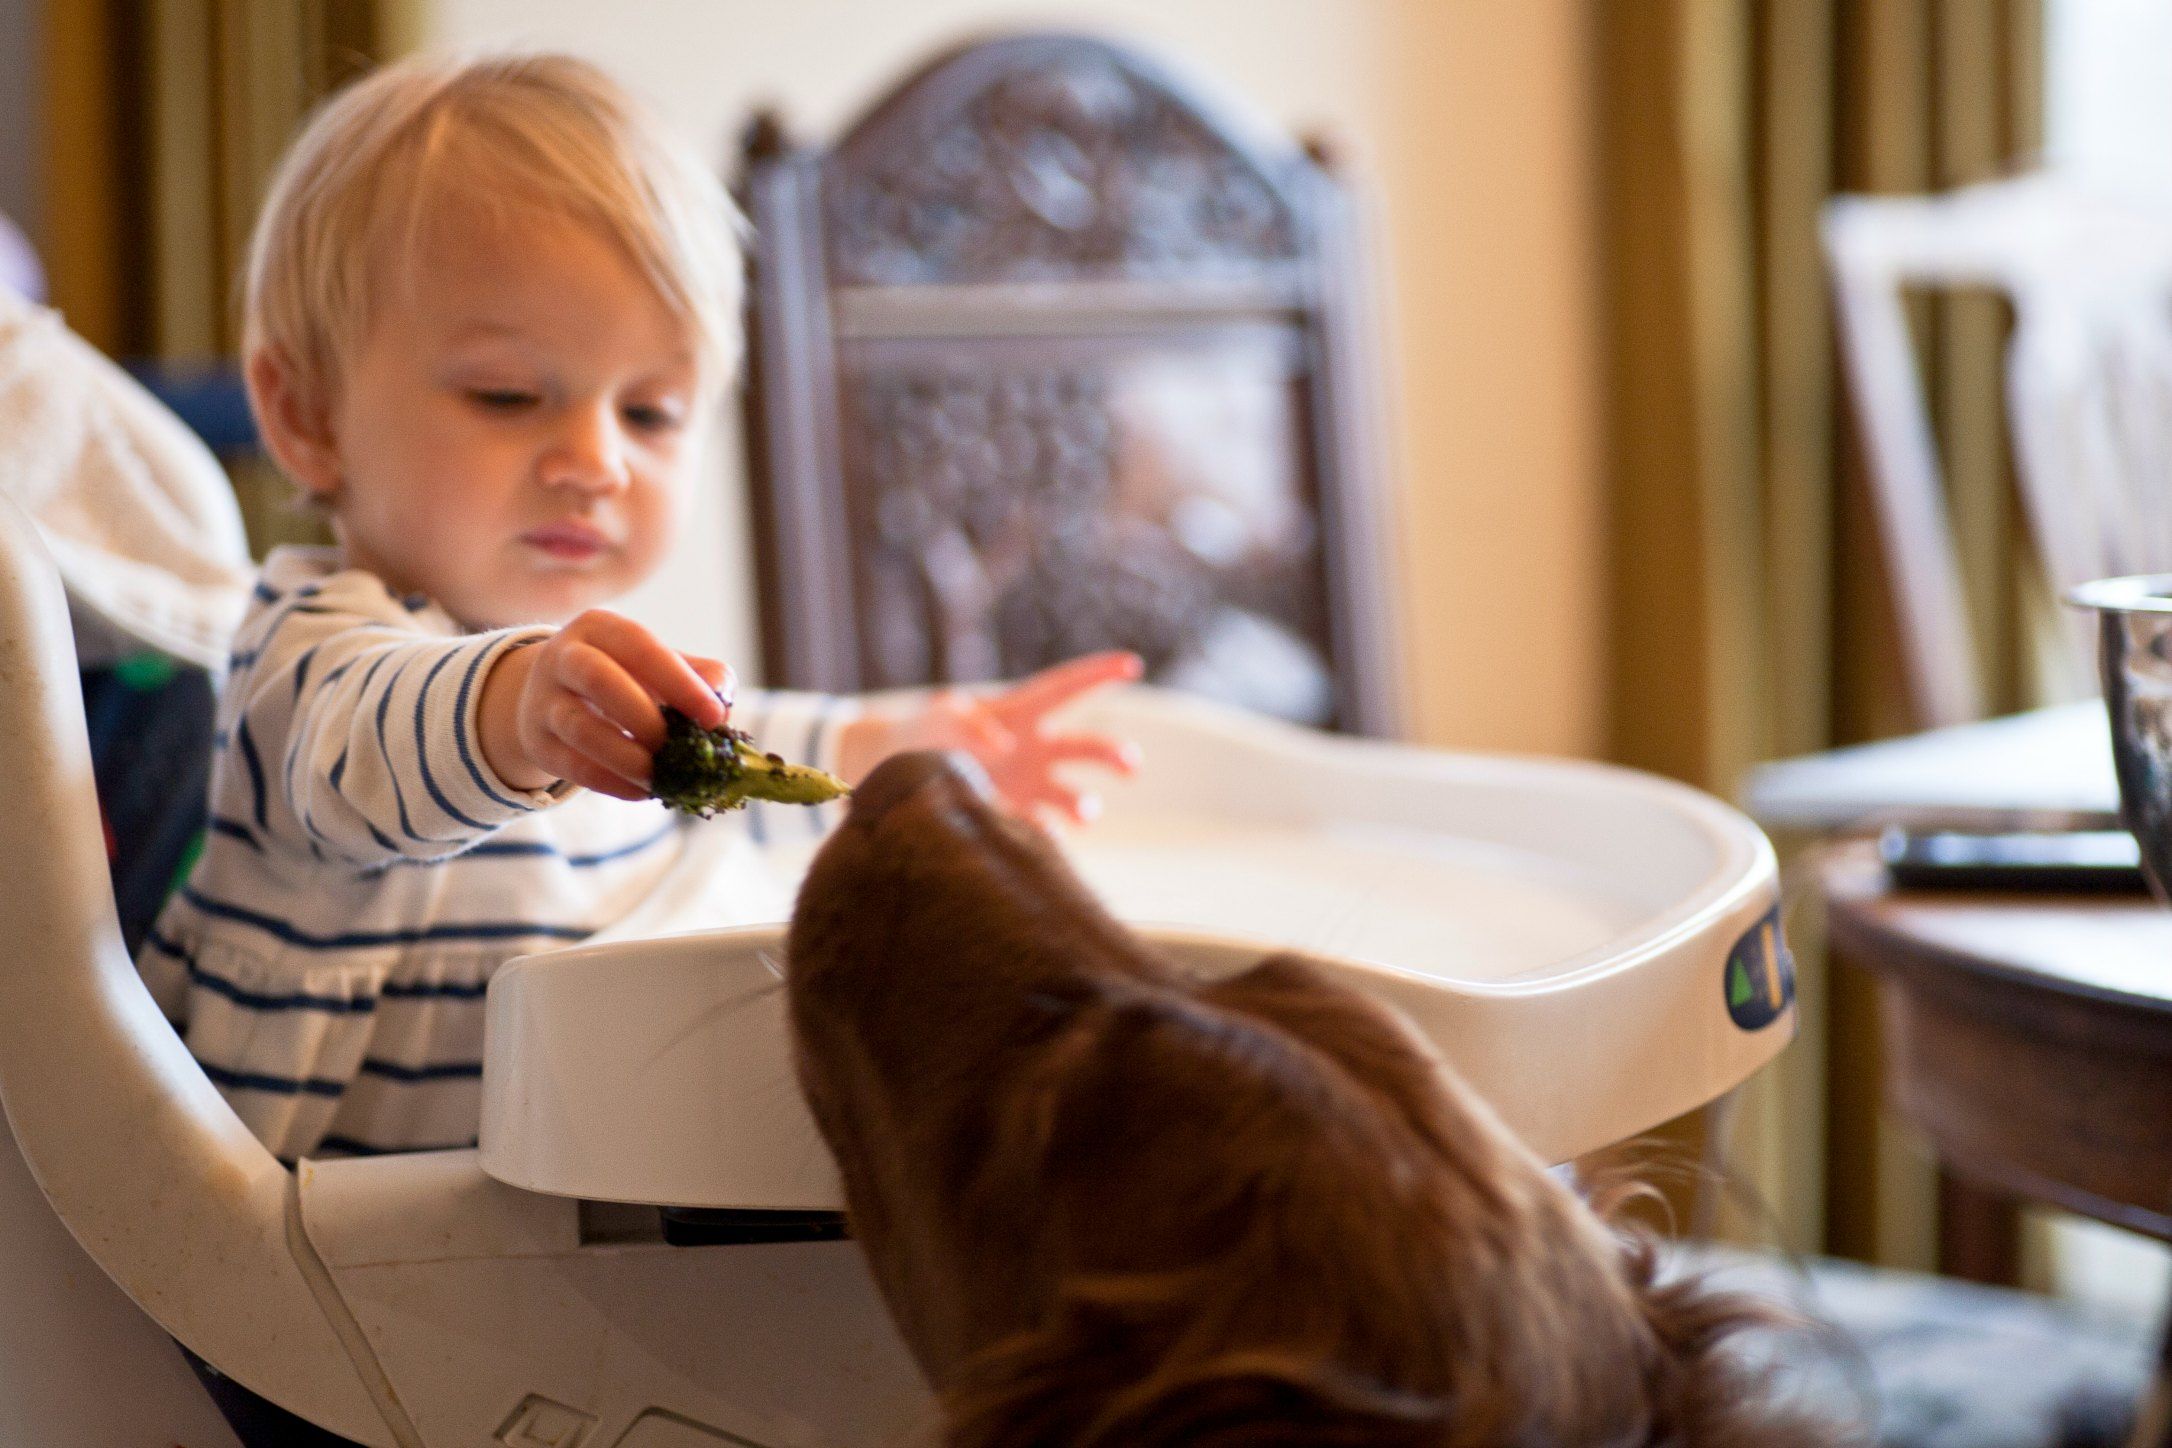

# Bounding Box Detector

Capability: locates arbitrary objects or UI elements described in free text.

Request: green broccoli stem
[651,708,851,817]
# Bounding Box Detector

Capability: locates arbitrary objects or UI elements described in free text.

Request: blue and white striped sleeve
[231,579,559,867]
[728,687,862,843]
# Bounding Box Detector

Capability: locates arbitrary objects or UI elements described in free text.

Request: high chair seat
[0,489,1792,1446]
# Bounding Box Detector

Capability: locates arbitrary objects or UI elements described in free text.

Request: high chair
[0,482,1795,1444]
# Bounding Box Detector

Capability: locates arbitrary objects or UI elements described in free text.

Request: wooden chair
[1826,173,2172,728]
[735,32,1398,734]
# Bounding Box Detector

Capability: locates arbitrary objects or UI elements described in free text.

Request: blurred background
[6,0,2171,1439]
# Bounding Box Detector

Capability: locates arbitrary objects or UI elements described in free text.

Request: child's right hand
[478,609,733,802]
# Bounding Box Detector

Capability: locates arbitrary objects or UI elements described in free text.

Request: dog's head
[788,752,1835,1447]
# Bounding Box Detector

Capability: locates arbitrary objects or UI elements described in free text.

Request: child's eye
[624,403,684,434]
[468,389,539,412]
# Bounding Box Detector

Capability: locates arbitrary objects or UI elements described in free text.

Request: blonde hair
[243,50,743,415]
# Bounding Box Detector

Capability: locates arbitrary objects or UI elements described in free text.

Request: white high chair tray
[480,689,1792,1211]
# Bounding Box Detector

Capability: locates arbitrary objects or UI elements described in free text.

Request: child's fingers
[566,771,650,803]
[1035,734,1141,777]
[684,656,738,715]
[550,641,667,749]
[936,692,1013,758]
[1023,779,1097,828]
[568,771,651,803]
[530,738,646,801]
[991,651,1143,725]
[537,698,654,799]
[570,611,727,729]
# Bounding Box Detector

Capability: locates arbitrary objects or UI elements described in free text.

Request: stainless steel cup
[2070,574,2172,903]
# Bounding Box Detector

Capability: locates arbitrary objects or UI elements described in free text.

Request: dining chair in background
[1827,172,2172,729]
[734,32,1399,735]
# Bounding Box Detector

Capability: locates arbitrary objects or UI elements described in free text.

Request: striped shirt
[137,546,852,1163]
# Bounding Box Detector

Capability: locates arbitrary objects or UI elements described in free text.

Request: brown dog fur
[787,752,1842,1446]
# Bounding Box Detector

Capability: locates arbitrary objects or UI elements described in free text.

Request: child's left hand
[836,651,1145,826]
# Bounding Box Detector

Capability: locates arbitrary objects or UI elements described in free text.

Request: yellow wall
[424,0,1602,757]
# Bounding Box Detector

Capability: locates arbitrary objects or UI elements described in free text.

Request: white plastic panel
[480,687,1787,1212]
[296,1152,926,1448]
[482,934,829,1209]
[0,496,393,1443]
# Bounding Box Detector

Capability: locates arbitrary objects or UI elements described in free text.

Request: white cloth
[138,547,854,1161]
[0,216,39,301]
[0,287,252,669]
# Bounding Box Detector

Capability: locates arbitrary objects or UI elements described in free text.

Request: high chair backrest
[0,494,386,1438]
[1826,173,2172,727]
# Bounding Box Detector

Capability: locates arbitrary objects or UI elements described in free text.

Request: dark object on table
[736,32,1398,735]
[650,708,850,817]
[1878,827,2149,895]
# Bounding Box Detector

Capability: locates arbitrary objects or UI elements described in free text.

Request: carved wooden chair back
[737,33,1397,734]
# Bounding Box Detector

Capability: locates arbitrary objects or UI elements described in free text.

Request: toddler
[138,51,1139,1163]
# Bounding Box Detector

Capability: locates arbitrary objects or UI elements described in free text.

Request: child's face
[324,202,707,629]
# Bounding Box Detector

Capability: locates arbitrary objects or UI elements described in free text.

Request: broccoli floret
[651,708,851,817]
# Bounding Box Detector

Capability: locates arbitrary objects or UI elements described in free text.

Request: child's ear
[245,345,341,501]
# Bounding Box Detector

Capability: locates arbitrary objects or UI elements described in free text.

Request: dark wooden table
[1821,840,2172,1446]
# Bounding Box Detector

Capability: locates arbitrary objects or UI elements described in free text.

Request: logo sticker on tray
[1725,907,1794,1031]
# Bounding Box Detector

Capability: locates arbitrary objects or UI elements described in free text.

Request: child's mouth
[522,523,609,562]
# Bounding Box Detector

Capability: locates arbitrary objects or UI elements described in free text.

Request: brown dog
[787,752,1839,1447]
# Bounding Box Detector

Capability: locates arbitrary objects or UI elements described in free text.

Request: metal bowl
[2070,573,2172,902]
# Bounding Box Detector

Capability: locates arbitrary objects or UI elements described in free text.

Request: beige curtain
[1594,0,2042,1268]
[39,0,138,358]
[41,0,417,553]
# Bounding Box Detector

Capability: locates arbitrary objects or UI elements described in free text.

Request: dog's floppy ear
[1194,953,1536,1195]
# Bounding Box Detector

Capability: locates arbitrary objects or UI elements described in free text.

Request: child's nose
[542,405,631,494]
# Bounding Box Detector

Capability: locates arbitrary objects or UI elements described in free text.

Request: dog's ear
[1194,954,1446,1112]
[1196,954,1533,1189]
